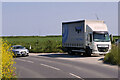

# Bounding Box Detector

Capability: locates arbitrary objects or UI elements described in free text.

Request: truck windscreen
[93,31,110,42]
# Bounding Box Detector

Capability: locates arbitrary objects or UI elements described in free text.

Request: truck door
[87,33,92,49]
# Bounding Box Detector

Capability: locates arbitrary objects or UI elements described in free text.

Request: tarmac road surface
[14,53,119,80]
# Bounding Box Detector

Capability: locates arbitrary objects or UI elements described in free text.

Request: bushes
[27,40,63,53]
[104,44,120,66]
[0,39,16,79]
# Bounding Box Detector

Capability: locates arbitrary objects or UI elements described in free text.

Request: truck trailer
[62,20,111,56]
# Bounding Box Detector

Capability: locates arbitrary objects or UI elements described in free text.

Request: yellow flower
[0,39,16,79]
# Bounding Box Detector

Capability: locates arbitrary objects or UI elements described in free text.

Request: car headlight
[92,44,97,50]
[14,51,19,54]
[27,50,29,53]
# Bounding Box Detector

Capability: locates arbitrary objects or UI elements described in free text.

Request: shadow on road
[13,56,29,58]
[98,58,104,61]
[37,53,99,58]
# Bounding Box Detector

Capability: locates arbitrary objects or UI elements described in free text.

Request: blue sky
[2,2,118,36]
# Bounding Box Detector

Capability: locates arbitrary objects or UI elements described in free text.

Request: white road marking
[69,73,84,79]
[40,64,60,71]
[27,60,34,63]
[21,57,28,58]
[17,58,34,63]
[17,58,26,62]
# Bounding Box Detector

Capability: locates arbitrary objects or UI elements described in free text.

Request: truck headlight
[109,44,111,49]
[92,44,97,50]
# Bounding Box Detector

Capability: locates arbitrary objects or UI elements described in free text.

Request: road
[14,53,118,80]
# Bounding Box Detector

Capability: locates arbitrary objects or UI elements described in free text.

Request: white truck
[62,20,111,56]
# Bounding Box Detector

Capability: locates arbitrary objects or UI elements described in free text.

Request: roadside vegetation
[0,39,16,79]
[3,36,63,53]
[104,44,120,66]
[104,36,120,66]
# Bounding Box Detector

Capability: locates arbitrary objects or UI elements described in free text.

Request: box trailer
[62,20,111,56]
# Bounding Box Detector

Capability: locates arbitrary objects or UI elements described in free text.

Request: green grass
[3,36,63,53]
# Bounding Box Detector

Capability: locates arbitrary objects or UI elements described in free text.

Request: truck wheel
[87,50,91,57]
[68,51,75,55]
[85,48,92,57]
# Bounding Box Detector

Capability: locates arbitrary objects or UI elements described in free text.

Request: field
[3,36,63,53]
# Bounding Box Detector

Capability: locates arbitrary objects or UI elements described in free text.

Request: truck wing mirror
[90,34,92,42]
[110,34,113,42]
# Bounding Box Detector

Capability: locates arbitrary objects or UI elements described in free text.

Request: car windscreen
[12,46,25,49]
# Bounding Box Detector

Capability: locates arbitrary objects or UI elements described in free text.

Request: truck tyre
[68,50,75,55]
[87,49,92,57]
[85,47,92,57]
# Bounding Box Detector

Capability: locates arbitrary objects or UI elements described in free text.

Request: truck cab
[86,20,111,55]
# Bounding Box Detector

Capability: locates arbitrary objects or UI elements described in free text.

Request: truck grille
[98,47,109,52]
[21,51,26,54]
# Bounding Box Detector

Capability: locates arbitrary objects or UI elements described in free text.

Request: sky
[2,2,118,36]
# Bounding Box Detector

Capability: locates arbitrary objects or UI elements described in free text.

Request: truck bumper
[14,53,29,56]
[92,50,110,54]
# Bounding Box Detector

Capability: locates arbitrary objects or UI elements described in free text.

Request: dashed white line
[17,58,26,62]
[17,58,34,63]
[40,64,60,71]
[69,73,84,79]
[21,57,28,58]
[26,60,34,63]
